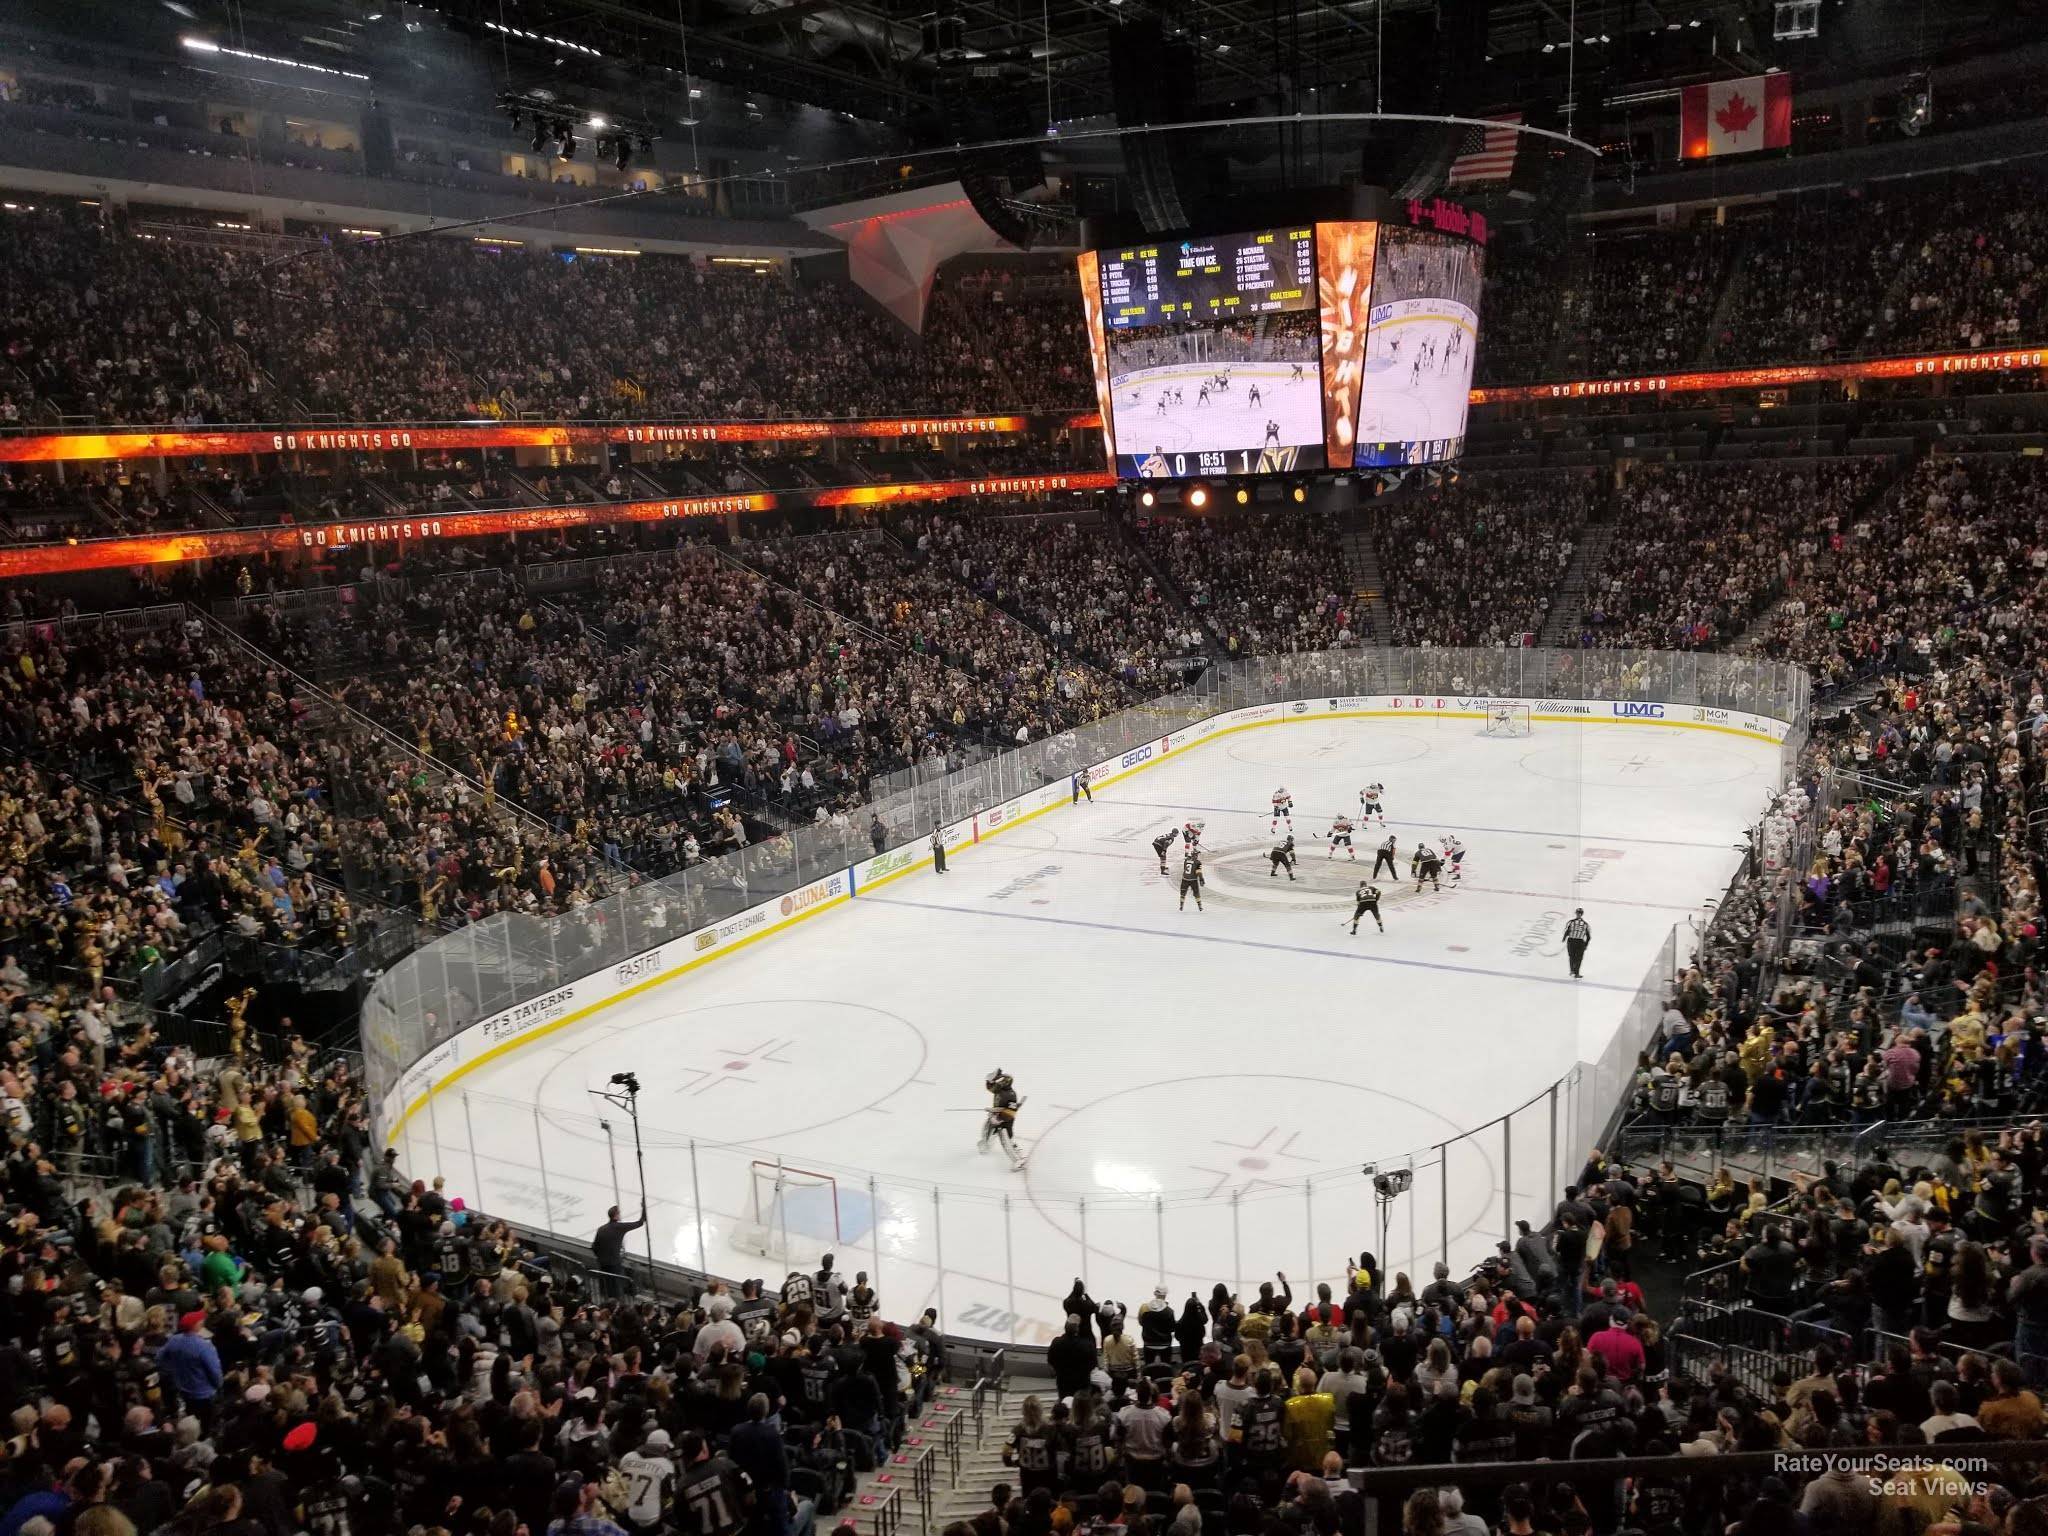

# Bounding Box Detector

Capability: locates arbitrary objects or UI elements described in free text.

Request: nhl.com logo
[1291,701,1311,715]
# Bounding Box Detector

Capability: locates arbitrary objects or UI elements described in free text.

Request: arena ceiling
[130,0,2029,136]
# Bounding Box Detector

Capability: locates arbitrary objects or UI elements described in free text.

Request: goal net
[736,1161,842,1268]
[1480,703,1533,737]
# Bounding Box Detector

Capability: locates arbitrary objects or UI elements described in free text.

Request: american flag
[1446,113,1523,184]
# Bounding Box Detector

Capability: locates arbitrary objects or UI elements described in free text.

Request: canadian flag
[1679,74,1792,158]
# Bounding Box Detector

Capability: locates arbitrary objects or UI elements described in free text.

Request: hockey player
[1263,419,1282,449]
[1178,848,1205,911]
[979,1070,1026,1170]
[1268,834,1297,881]
[1325,812,1357,860]
[1409,840,1430,880]
[1440,834,1466,885]
[1359,782,1387,827]
[1270,786,1294,832]
[1290,362,1306,382]
[1414,842,1444,893]
[1370,832,1399,881]
[1349,880,1384,935]
[1196,383,1211,408]
[1074,766,1093,804]
[1247,383,1263,410]
[1151,827,1180,875]
[1182,818,1205,853]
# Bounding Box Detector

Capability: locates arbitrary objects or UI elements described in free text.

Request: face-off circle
[537,999,926,1147]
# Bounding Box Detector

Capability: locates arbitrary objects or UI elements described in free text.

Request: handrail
[186,601,564,842]
[1680,1257,1744,1304]
[940,1410,965,1490]
[861,1483,904,1536]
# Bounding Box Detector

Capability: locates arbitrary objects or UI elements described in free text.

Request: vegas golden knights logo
[1255,445,1300,474]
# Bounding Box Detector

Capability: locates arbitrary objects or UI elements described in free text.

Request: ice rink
[1357,304,1479,462]
[427,714,1782,1343]
[1112,362,1326,460]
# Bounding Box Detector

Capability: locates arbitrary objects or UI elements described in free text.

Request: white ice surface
[1109,362,1326,461]
[424,716,1780,1344]
[1358,307,1479,458]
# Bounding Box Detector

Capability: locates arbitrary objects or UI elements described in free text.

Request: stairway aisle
[1694,227,1755,367]
[1342,523,1392,644]
[1534,523,1615,648]
[843,1371,1047,1535]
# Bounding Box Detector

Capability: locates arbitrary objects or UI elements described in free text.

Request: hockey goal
[1480,703,1533,737]
[736,1160,842,1268]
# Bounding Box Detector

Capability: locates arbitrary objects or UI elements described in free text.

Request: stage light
[1291,485,1306,503]
[1187,485,1209,509]
[1138,490,1155,508]
[1234,488,1249,505]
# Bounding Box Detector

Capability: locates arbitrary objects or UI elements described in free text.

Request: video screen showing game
[1096,227,1327,478]
[1353,226,1485,468]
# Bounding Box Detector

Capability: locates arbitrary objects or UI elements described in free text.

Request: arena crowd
[1,148,2048,1536]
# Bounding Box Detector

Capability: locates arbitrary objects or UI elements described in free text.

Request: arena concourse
[0,8,2047,1536]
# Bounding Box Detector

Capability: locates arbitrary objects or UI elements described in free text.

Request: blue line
[1108,798,1735,851]
[862,893,1639,994]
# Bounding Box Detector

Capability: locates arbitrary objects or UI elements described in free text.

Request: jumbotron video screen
[1075,215,1486,479]
[1090,227,1328,479]
[1353,226,1486,468]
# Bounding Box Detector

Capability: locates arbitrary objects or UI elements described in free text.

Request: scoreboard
[1099,228,1316,329]
[1076,213,1488,481]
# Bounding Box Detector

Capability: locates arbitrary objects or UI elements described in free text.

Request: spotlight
[1234,488,1249,505]
[1138,490,1155,508]
[1291,485,1306,503]
[1187,485,1209,509]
